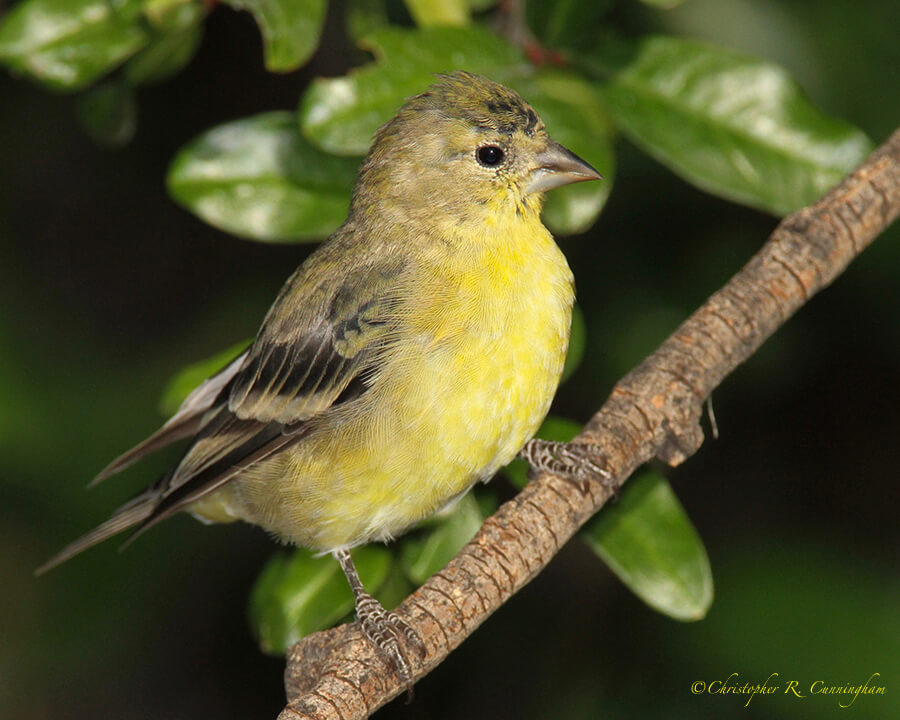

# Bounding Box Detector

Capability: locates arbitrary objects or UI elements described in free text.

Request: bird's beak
[525,140,603,195]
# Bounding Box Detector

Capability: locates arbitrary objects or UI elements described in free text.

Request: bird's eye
[476,145,505,167]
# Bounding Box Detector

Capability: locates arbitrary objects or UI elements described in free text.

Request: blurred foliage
[399,490,487,586]
[589,35,873,214]
[249,544,393,654]
[560,302,585,383]
[223,0,328,71]
[167,112,358,241]
[0,0,149,90]
[248,489,488,653]
[1,0,898,717]
[505,418,712,622]
[76,80,137,146]
[583,469,713,622]
[404,0,469,27]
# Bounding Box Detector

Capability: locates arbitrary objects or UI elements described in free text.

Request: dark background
[1,1,897,718]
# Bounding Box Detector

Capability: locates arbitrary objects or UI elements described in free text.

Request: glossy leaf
[598,36,873,215]
[404,0,469,27]
[224,0,327,72]
[299,25,526,155]
[503,415,582,490]
[124,8,204,86]
[249,546,392,654]
[345,0,390,43]
[0,0,147,90]
[473,488,498,519]
[76,82,136,147]
[526,0,614,51]
[142,0,205,32]
[167,112,359,242]
[560,302,586,383]
[159,340,250,416]
[400,492,484,585]
[639,0,685,8]
[583,469,713,621]
[466,0,497,9]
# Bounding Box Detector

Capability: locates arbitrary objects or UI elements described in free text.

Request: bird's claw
[355,592,426,699]
[518,438,617,498]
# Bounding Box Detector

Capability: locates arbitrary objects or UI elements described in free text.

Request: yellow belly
[194,223,574,551]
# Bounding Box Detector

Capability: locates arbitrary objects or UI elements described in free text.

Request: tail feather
[89,417,204,487]
[34,491,157,576]
[89,349,248,487]
[38,350,253,575]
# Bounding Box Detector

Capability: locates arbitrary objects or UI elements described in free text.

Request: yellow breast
[209,213,574,551]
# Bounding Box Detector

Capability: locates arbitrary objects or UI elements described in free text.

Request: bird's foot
[355,591,426,698]
[518,438,618,498]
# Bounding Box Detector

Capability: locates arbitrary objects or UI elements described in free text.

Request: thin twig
[279,127,900,720]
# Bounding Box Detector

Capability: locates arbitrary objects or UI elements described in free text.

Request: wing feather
[132,251,409,527]
[39,243,412,571]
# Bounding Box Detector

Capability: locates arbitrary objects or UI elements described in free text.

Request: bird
[37,71,605,684]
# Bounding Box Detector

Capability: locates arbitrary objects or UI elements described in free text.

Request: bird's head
[351,72,601,230]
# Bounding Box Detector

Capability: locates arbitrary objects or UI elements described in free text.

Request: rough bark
[279,127,900,720]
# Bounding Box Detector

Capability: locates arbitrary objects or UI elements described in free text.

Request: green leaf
[560,302,586,383]
[159,340,250,416]
[639,0,686,9]
[404,0,469,27]
[400,492,485,585]
[465,0,497,10]
[583,469,713,621]
[299,25,527,155]
[76,81,136,147]
[142,0,205,32]
[249,546,392,654]
[124,8,204,86]
[373,560,415,611]
[167,112,359,242]
[525,0,614,52]
[518,69,615,234]
[223,0,327,72]
[0,0,148,91]
[345,0,390,43]
[473,488,498,519]
[596,36,873,215]
[503,415,582,490]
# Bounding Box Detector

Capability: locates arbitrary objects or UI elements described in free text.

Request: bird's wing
[37,251,409,572]
[131,253,407,532]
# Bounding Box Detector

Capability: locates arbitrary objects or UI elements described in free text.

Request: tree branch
[278,127,900,720]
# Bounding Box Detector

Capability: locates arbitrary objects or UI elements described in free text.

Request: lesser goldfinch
[38,71,603,680]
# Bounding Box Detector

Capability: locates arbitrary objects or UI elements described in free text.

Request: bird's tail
[34,488,159,576]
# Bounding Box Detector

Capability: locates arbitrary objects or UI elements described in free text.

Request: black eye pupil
[477,145,504,167]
